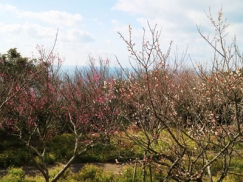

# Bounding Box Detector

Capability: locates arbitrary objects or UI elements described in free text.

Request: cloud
[0,3,82,27]
[0,4,17,12]
[113,0,242,18]
[21,10,82,27]
[106,40,113,45]
[0,22,21,33]
[0,3,94,46]
[112,0,192,18]
[111,19,129,33]
[61,29,94,43]
[111,19,144,39]
[0,21,57,38]
[112,0,243,32]
[0,22,93,44]
[112,0,243,65]
[112,0,205,41]
[23,22,58,38]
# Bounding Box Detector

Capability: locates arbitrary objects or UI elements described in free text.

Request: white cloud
[0,3,82,27]
[112,0,189,18]
[0,4,17,12]
[0,3,94,64]
[61,29,94,43]
[112,0,243,32]
[113,0,243,18]
[0,22,21,33]
[106,40,113,45]
[111,19,144,40]
[0,1,242,68]
[21,10,82,27]
[112,0,243,66]
[111,19,129,32]
[18,24,94,44]
[185,10,209,25]
[0,21,58,39]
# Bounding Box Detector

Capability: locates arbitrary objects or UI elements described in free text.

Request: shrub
[70,164,114,182]
[45,152,56,164]
[49,164,71,180]
[75,143,118,163]
[0,136,29,167]
[0,149,29,168]
[1,167,25,182]
[47,133,74,162]
[230,157,243,173]
[114,165,160,182]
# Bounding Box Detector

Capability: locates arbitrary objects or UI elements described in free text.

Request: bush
[0,149,29,168]
[0,135,29,167]
[1,167,25,182]
[47,133,74,162]
[213,173,243,182]
[75,143,118,163]
[49,164,71,181]
[46,152,56,164]
[230,157,243,173]
[114,165,161,182]
[70,164,114,182]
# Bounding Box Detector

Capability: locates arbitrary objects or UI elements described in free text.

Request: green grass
[2,129,243,181]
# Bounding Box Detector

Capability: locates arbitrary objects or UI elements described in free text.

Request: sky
[0,0,242,67]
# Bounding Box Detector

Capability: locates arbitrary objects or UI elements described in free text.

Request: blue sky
[0,0,242,67]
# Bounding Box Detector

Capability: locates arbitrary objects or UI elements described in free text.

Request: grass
[2,128,243,181]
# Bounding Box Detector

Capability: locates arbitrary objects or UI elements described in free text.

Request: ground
[0,162,127,177]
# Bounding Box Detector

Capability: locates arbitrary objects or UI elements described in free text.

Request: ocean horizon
[59,65,132,78]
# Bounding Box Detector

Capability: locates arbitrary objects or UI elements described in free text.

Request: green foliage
[70,164,113,182]
[209,158,224,175]
[0,134,30,167]
[114,165,138,182]
[24,175,45,182]
[234,142,243,150]
[0,133,134,167]
[2,161,243,182]
[0,48,36,80]
[1,167,25,182]
[49,164,71,181]
[213,173,243,182]
[48,133,124,163]
[230,157,243,173]
[0,149,29,168]
[46,153,56,165]
[75,143,118,163]
[47,133,75,162]
[113,165,163,182]
[9,165,72,182]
